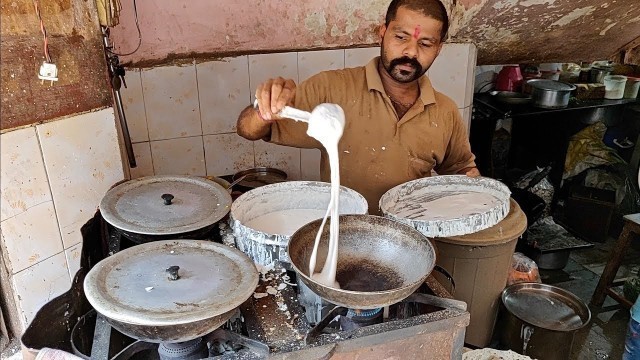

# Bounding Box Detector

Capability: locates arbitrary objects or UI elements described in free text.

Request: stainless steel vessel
[83,240,258,343]
[499,282,591,360]
[526,79,576,109]
[99,175,232,242]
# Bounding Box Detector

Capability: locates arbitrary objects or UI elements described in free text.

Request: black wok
[288,215,436,309]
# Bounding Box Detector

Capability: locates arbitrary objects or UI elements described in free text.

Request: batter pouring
[304,104,346,289]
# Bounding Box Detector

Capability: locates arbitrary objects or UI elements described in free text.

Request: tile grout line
[10,248,71,277]
[139,69,156,176]
[0,199,55,223]
[33,126,70,282]
[194,60,208,176]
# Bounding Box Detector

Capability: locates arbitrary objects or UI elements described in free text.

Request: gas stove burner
[346,307,382,318]
[158,338,208,360]
[339,308,383,331]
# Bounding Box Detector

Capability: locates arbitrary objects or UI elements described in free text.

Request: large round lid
[100,176,232,235]
[502,283,590,331]
[84,240,258,326]
[440,199,527,245]
[379,175,511,237]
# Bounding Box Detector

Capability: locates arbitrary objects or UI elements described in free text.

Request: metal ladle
[253,99,311,123]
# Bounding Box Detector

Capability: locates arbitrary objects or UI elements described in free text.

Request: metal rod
[101,26,136,168]
[114,87,136,168]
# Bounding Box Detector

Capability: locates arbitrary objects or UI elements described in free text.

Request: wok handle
[434,265,456,295]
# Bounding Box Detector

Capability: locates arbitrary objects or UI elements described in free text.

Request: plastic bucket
[433,199,527,347]
[624,77,640,99]
[604,75,628,99]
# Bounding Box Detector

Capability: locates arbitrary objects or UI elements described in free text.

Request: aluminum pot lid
[100,176,232,235]
[84,240,258,326]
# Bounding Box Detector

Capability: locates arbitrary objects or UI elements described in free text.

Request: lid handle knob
[161,193,174,205]
[166,265,180,280]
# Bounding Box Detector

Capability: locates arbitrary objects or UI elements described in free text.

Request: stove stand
[80,313,270,360]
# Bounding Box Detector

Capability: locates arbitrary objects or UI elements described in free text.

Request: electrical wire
[108,0,141,56]
[33,0,51,63]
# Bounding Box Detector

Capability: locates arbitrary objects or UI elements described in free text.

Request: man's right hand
[255,77,297,121]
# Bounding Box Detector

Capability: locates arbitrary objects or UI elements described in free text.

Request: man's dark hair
[385,0,449,41]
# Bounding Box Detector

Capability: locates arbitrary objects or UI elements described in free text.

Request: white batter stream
[304,104,346,289]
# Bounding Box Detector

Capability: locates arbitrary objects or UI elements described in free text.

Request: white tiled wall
[429,43,477,134]
[0,108,125,330]
[122,45,476,182]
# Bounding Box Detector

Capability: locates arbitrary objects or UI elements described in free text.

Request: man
[237,0,479,214]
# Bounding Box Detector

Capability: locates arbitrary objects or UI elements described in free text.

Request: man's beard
[382,52,426,83]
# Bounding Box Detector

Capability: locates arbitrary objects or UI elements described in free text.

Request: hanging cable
[107,0,141,56]
[33,0,51,63]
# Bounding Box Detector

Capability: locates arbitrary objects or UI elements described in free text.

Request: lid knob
[161,193,174,205]
[166,265,180,280]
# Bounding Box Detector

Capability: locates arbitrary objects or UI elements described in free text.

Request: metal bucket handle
[434,265,456,295]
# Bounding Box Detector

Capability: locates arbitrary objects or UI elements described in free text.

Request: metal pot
[83,240,258,343]
[230,181,368,267]
[499,282,591,360]
[232,167,287,191]
[589,66,612,83]
[533,250,571,270]
[99,175,232,242]
[287,214,436,309]
[526,79,576,109]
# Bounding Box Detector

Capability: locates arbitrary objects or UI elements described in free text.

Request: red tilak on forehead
[413,25,421,39]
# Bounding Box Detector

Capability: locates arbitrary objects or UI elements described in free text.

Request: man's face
[379,6,444,83]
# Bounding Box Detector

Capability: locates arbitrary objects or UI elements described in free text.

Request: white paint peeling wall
[0,108,125,331]
[551,6,596,26]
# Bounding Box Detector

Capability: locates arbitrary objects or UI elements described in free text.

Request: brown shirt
[270,57,476,214]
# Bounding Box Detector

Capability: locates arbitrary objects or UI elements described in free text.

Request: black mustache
[389,57,422,73]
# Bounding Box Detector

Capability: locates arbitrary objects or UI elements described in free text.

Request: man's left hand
[458,167,480,178]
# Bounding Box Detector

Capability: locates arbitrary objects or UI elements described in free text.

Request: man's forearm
[237,105,272,141]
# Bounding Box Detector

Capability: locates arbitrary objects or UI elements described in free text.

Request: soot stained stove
[82,224,469,360]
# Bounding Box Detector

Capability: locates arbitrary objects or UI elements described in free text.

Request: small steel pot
[499,283,591,360]
[231,167,287,191]
[589,66,612,83]
[526,79,576,109]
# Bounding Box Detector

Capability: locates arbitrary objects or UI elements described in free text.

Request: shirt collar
[365,57,437,106]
